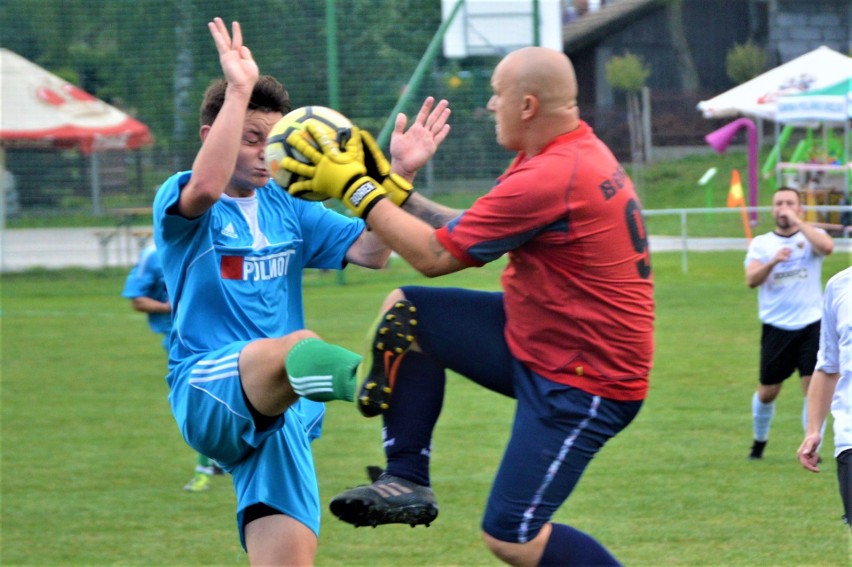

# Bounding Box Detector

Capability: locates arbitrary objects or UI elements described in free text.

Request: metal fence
[3,206,848,273]
[644,205,852,273]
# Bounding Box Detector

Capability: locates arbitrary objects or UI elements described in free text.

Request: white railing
[643,205,852,273]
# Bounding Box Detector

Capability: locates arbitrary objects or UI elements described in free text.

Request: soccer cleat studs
[356,301,417,417]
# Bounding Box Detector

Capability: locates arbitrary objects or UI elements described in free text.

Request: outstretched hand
[208,17,258,93]
[389,97,451,180]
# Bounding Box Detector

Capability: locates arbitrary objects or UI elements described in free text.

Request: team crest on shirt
[221,250,294,281]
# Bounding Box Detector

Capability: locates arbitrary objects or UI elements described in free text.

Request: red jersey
[435,121,654,401]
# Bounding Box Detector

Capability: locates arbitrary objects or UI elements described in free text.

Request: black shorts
[759,321,820,385]
[838,448,851,527]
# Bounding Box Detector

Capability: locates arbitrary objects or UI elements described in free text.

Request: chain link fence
[2,0,714,224]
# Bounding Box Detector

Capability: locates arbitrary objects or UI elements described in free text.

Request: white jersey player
[744,187,834,459]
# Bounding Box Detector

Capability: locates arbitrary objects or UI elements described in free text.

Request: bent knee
[381,288,407,310]
[482,532,513,562]
[482,531,543,567]
[282,329,320,347]
[482,523,553,567]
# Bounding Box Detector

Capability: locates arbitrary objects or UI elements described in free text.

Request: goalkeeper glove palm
[283,124,386,218]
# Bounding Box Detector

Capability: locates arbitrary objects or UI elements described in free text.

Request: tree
[606,52,651,163]
[666,0,700,93]
[726,41,767,85]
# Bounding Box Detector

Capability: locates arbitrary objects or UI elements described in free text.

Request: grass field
[2,250,850,566]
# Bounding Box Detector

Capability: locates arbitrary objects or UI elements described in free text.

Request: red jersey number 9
[625,198,651,279]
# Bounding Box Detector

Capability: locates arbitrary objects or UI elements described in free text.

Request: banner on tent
[776,95,850,123]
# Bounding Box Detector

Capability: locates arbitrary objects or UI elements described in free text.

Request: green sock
[196,454,213,474]
[285,338,362,402]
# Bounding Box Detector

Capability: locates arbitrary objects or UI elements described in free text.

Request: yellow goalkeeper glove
[283,124,387,218]
[360,130,413,207]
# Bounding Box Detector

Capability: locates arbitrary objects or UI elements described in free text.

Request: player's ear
[521,95,538,119]
[199,124,212,143]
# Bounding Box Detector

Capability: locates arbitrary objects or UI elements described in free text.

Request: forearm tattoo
[402,193,462,229]
[428,233,450,258]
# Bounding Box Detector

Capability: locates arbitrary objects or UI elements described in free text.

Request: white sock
[752,391,774,442]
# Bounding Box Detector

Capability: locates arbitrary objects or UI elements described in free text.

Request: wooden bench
[129,229,153,249]
[93,228,153,267]
[93,229,121,266]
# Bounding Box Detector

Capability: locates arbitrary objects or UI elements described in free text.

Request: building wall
[566,0,852,156]
[768,0,851,64]
[573,0,753,106]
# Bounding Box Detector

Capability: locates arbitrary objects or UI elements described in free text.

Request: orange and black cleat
[356,300,417,417]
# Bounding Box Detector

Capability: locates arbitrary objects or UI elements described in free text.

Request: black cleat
[366,465,384,483]
[749,440,767,460]
[356,300,417,417]
[329,473,438,528]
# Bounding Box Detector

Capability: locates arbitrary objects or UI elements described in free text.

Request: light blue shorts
[167,340,326,549]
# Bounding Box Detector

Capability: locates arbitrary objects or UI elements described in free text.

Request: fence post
[680,210,688,273]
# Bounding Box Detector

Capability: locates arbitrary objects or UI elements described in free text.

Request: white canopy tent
[776,78,852,124]
[774,78,851,204]
[697,46,852,120]
[698,46,852,225]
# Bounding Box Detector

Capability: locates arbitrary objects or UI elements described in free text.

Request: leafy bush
[605,52,651,93]
[726,42,767,85]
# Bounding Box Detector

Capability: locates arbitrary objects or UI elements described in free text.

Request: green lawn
[2,251,850,565]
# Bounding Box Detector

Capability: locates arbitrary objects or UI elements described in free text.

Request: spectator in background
[797,266,852,527]
[745,187,834,460]
[122,243,222,492]
[561,0,579,24]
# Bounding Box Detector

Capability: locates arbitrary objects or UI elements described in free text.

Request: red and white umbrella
[0,48,155,220]
[0,48,153,153]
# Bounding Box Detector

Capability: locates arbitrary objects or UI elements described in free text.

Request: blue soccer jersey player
[122,243,228,492]
[152,18,448,565]
[122,244,170,349]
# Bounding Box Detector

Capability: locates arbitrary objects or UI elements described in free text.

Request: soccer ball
[265,106,353,197]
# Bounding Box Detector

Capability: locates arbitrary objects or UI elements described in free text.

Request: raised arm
[364,198,467,277]
[389,97,451,182]
[795,219,834,256]
[179,18,259,218]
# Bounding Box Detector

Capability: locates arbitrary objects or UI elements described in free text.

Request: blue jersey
[121,244,171,337]
[153,171,365,368]
[153,173,365,543]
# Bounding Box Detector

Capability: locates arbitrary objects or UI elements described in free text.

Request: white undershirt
[222,193,269,249]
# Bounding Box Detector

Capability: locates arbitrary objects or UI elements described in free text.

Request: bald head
[500,47,578,114]
[487,46,581,154]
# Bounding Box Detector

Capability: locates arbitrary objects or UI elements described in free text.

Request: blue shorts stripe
[167,341,325,549]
